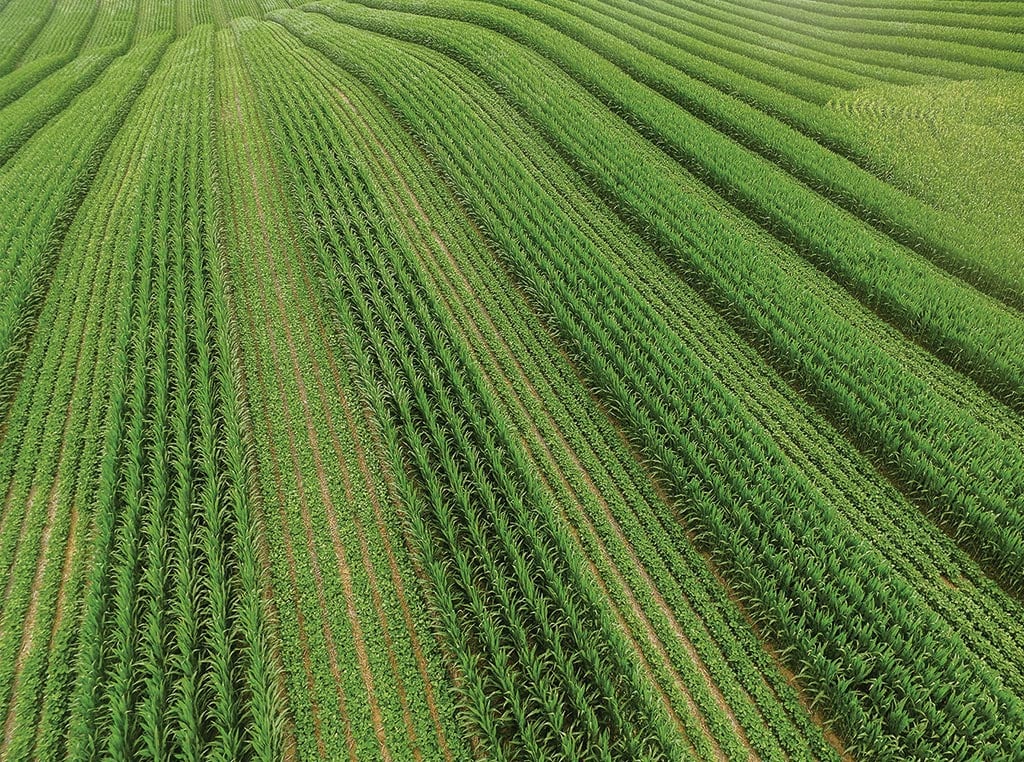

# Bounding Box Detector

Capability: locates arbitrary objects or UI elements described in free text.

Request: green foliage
[278,8,1024,758]
[2,0,1023,760]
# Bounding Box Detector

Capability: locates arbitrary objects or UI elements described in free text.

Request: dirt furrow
[0,228,114,746]
[224,67,406,758]
[368,95,845,757]
[0,474,64,753]
[223,91,348,757]
[0,485,38,611]
[235,115,392,762]
[241,344,328,760]
[331,86,751,759]
[258,77,456,760]
[226,273,302,762]
[233,252,352,757]
[430,253,728,757]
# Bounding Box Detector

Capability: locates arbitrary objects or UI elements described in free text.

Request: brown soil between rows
[0,484,38,611]
[222,80,348,758]
[224,262,302,762]
[1,288,103,753]
[264,68,457,760]
[334,87,760,760]
[225,66,412,760]
[239,111,393,762]
[0,478,65,754]
[231,216,354,759]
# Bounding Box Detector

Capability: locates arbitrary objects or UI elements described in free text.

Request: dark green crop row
[0,85,143,762]
[20,0,100,64]
[276,10,1024,757]
[64,28,282,762]
[0,52,116,169]
[262,23,831,757]
[0,0,143,155]
[510,0,1024,285]
[218,23,465,760]
[0,29,165,655]
[354,0,1024,305]
[2,2,1021,760]
[0,0,58,76]
[235,17,690,760]
[0,57,70,110]
[571,0,876,94]
[81,0,138,50]
[0,34,167,427]
[274,28,842,760]
[698,0,1024,62]
[612,0,1017,83]
[0,9,168,754]
[729,0,1024,32]
[305,0,1024,608]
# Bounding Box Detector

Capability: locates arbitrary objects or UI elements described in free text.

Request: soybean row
[215,22,463,760]
[275,9,1024,758]
[2,0,1022,760]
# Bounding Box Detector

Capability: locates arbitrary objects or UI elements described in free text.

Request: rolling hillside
[0,0,1022,759]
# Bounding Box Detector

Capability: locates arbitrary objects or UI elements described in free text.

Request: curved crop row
[65,27,283,762]
[359,0,1024,305]
[708,0,1024,60]
[0,0,102,111]
[0,0,58,76]
[0,52,115,169]
[237,21,845,760]
[233,17,691,760]
[302,0,1024,601]
[298,36,853,759]
[274,12,1024,757]
[80,0,138,51]
[0,34,168,426]
[20,0,99,64]
[215,22,466,760]
[0,10,170,761]
[619,0,1023,77]
[727,0,1024,33]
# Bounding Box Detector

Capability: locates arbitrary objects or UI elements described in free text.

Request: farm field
[0,0,1022,759]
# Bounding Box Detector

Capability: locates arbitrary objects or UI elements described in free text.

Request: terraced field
[0,0,1022,760]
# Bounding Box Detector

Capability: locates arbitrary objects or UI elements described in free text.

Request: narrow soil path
[0,485,38,609]
[0,474,64,753]
[0,246,108,750]
[228,286,302,762]
[241,347,328,760]
[332,87,746,760]
[232,103,393,762]
[42,499,80,664]
[355,86,851,759]
[222,85,349,759]
[223,62,409,759]
[233,238,354,760]
[255,68,458,760]
[275,178,451,762]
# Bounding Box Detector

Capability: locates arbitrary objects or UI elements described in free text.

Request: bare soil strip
[235,247,355,759]
[223,87,349,759]
[242,354,328,760]
[0,248,111,752]
[237,117,392,762]
[227,277,301,762]
[332,87,751,760]
[259,78,456,760]
[0,484,39,609]
[225,66,410,758]
[0,482,60,753]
